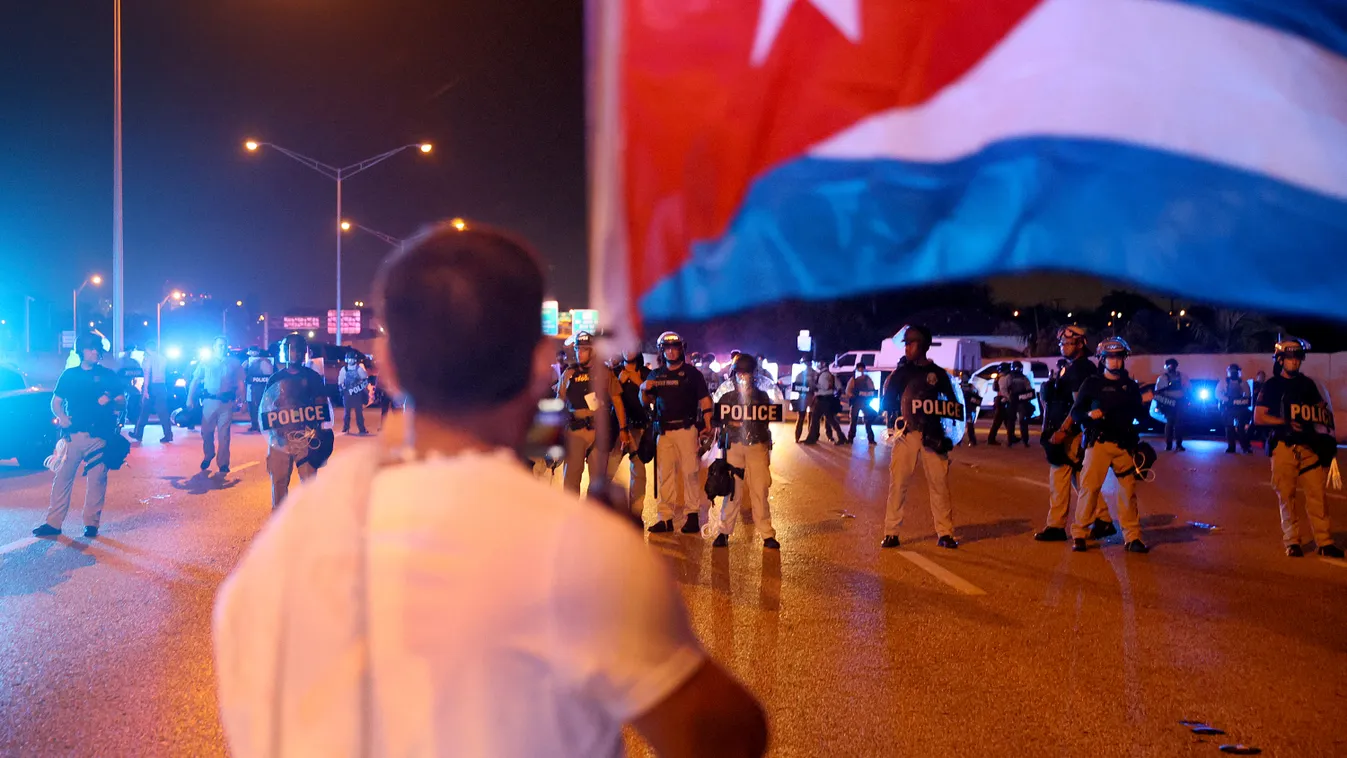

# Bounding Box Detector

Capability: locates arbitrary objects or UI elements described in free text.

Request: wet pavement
[1,423,1344,756]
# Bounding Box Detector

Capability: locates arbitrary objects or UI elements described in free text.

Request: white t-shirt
[213,446,704,758]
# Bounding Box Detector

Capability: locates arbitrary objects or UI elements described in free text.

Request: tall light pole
[156,290,183,349]
[244,140,433,345]
[23,295,35,353]
[222,299,244,343]
[112,0,125,355]
[74,275,104,340]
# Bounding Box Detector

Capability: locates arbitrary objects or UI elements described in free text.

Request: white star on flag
[750,0,862,65]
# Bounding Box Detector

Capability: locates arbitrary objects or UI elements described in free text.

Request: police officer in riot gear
[987,362,1014,445]
[1005,362,1035,448]
[608,349,652,519]
[879,325,962,550]
[1155,358,1186,451]
[1217,363,1254,454]
[642,331,713,534]
[557,332,630,494]
[710,353,780,549]
[844,365,878,444]
[1253,339,1342,558]
[260,333,335,509]
[244,346,275,432]
[959,372,981,446]
[1035,326,1114,542]
[1069,338,1152,554]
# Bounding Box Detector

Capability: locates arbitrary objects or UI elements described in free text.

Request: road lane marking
[0,536,39,556]
[230,461,260,473]
[896,550,987,596]
[1321,558,1347,570]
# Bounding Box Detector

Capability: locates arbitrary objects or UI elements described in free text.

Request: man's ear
[373,337,398,395]
[530,339,556,398]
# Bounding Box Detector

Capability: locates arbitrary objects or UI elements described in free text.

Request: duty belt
[660,417,699,431]
[568,416,594,431]
[199,391,236,402]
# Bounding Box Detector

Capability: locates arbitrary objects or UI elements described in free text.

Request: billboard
[570,309,599,337]
[542,300,559,336]
[326,310,362,335]
[282,315,322,331]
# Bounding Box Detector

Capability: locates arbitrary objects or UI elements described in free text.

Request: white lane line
[1321,558,1347,570]
[896,550,987,596]
[230,461,260,474]
[1011,475,1047,489]
[0,536,39,556]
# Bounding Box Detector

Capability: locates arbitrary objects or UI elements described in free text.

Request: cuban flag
[588,0,1347,337]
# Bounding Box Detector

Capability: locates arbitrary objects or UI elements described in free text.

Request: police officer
[338,350,370,435]
[792,358,817,443]
[987,362,1014,446]
[959,372,981,446]
[880,325,961,549]
[1035,326,1115,541]
[1008,362,1036,448]
[710,353,779,548]
[260,333,335,509]
[244,346,275,432]
[187,336,245,474]
[1217,363,1253,454]
[607,349,651,519]
[1155,358,1186,451]
[642,331,713,533]
[34,332,126,539]
[1069,338,1152,554]
[805,361,844,444]
[1253,339,1342,558]
[557,332,629,494]
[844,365,878,444]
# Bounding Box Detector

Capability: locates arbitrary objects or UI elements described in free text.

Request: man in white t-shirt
[213,221,768,758]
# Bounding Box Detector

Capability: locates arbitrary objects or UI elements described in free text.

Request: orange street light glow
[451,218,467,231]
[419,143,433,153]
[91,275,103,285]
[245,140,259,151]
[340,221,352,231]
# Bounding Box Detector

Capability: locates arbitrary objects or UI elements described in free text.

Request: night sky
[1,0,587,323]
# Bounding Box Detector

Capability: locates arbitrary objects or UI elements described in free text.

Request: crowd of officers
[550,325,1342,560]
[32,321,1341,562]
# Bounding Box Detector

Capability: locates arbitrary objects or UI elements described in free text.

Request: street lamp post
[156,290,183,349]
[23,295,35,353]
[342,219,406,254]
[222,299,243,343]
[112,0,125,356]
[244,140,432,345]
[74,275,103,341]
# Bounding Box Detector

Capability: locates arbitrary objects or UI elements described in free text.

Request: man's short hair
[377,222,544,415]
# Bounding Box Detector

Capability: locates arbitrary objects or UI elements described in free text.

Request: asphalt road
[1,421,1344,756]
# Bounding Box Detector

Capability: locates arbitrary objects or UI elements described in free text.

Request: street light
[244,138,433,345]
[73,274,103,341]
[156,289,185,348]
[223,300,246,343]
[341,219,405,254]
[451,217,467,231]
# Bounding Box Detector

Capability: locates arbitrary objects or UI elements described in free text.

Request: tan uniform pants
[267,445,316,510]
[562,426,602,494]
[607,426,648,519]
[656,427,708,523]
[884,432,953,538]
[718,441,774,538]
[1046,428,1110,529]
[1271,443,1335,548]
[1072,441,1142,543]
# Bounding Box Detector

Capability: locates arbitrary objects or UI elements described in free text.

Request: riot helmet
[277,333,308,367]
[1057,325,1087,358]
[344,349,361,364]
[1164,358,1179,371]
[572,331,595,365]
[658,331,686,365]
[76,331,107,360]
[1274,337,1309,376]
[246,346,263,359]
[895,324,932,347]
[732,352,758,376]
[1097,337,1130,373]
[1227,363,1242,379]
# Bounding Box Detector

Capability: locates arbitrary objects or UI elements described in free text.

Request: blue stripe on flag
[1167,0,1347,57]
[639,137,1347,322]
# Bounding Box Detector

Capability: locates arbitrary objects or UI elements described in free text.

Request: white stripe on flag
[811,0,1347,201]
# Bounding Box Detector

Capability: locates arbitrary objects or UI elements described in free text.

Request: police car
[0,366,60,469]
[969,360,1052,419]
